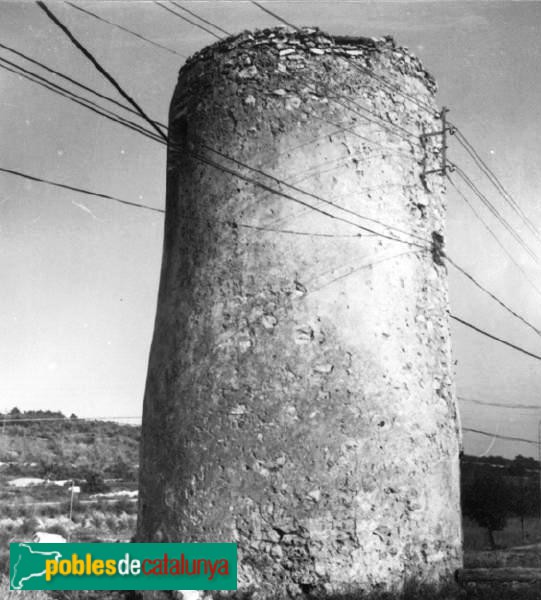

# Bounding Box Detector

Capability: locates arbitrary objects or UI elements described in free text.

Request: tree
[508,476,539,541]
[81,470,109,494]
[462,469,510,549]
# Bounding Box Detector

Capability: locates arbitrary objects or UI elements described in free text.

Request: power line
[27,4,425,228]
[448,174,541,303]
[477,421,501,458]
[0,165,370,239]
[14,7,541,468]
[445,254,541,338]
[249,1,435,115]
[7,5,436,252]
[22,3,541,308]
[153,1,223,40]
[343,49,435,115]
[14,8,541,421]
[14,3,541,444]
[324,90,418,141]
[290,72,423,147]
[27,3,445,251]
[0,416,142,423]
[5,58,429,248]
[0,42,164,126]
[305,249,425,294]
[0,59,164,144]
[11,419,533,450]
[200,10,429,152]
[200,144,430,248]
[39,0,381,247]
[1,61,428,245]
[453,163,541,265]
[285,154,359,185]
[249,1,299,31]
[65,1,186,58]
[169,1,231,36]
[463,427,537,447]
[36,0,428,249]
[231,221,363,239]
[459,396,541,410]
[0,54,430,248]
[37,1,169,144]
[451,314,541,362]
[241,8,440,153]
[308,115,420,161]
[192,149,428,248]
[6,115,541,361]
[1,40,419,164]
[452,126,541,243]
[264,182,416,230]
[191,215,369,238]
[461,456,539,469]
[301,116,418,161]
[0,166,165,214]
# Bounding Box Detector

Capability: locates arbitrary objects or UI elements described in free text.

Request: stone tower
[137,28,462,598]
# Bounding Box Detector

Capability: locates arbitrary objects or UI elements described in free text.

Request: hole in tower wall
[431,231,445,265]
[167,115,189,176]
[170,115,188,146]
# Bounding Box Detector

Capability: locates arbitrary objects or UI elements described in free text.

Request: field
[0,413,540,599]
[463,516,541,556]
[1,516,540,599]
[0,411,140,595]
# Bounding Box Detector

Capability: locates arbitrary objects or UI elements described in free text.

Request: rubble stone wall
[137,27,462,598]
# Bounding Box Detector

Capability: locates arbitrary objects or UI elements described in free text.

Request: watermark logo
[10,543,237,591]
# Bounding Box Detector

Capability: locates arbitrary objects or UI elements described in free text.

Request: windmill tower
[138,28,462,598]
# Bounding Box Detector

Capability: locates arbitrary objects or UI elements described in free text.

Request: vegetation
[461,454,540,549]
[462,470,510,548]
[0,409,539,598]
[0,408,139,481]
[0,408,139,580]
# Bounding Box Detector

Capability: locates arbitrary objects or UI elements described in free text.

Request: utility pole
[538,420,541,520]
[68,479,75,542]
[420,106,456,190]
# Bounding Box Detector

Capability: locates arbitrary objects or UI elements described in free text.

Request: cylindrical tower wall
[138,28,462,598]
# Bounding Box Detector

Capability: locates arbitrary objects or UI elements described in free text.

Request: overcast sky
[2,1,541,458]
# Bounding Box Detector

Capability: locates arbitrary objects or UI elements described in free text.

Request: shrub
[105,515,118,533]
[82,471,109,495]
[44,523,69,539]
[18,515,41,536]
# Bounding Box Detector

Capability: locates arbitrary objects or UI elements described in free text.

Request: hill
[0,409,140,574]
[0,408,139,482]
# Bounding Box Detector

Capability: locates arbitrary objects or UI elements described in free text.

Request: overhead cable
[459,396,541,410]
[452,164,540,265]
[37,1,169,143]
[462,427,537,447]
[153,1,223,40]
[446,254,541,338]
[0,166,165,214]
[2,48,430,248]
[448,174,541,302]
[249,0,435,114]
[169,1,231,36]
[452,126,541,243]
[451,314,541,362]
[0,41,164,125]
[65,1,186,58]
[249,1,299,31]
[0,60,164,143]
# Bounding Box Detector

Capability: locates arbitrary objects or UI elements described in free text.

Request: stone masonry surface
[137,27,463,599]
